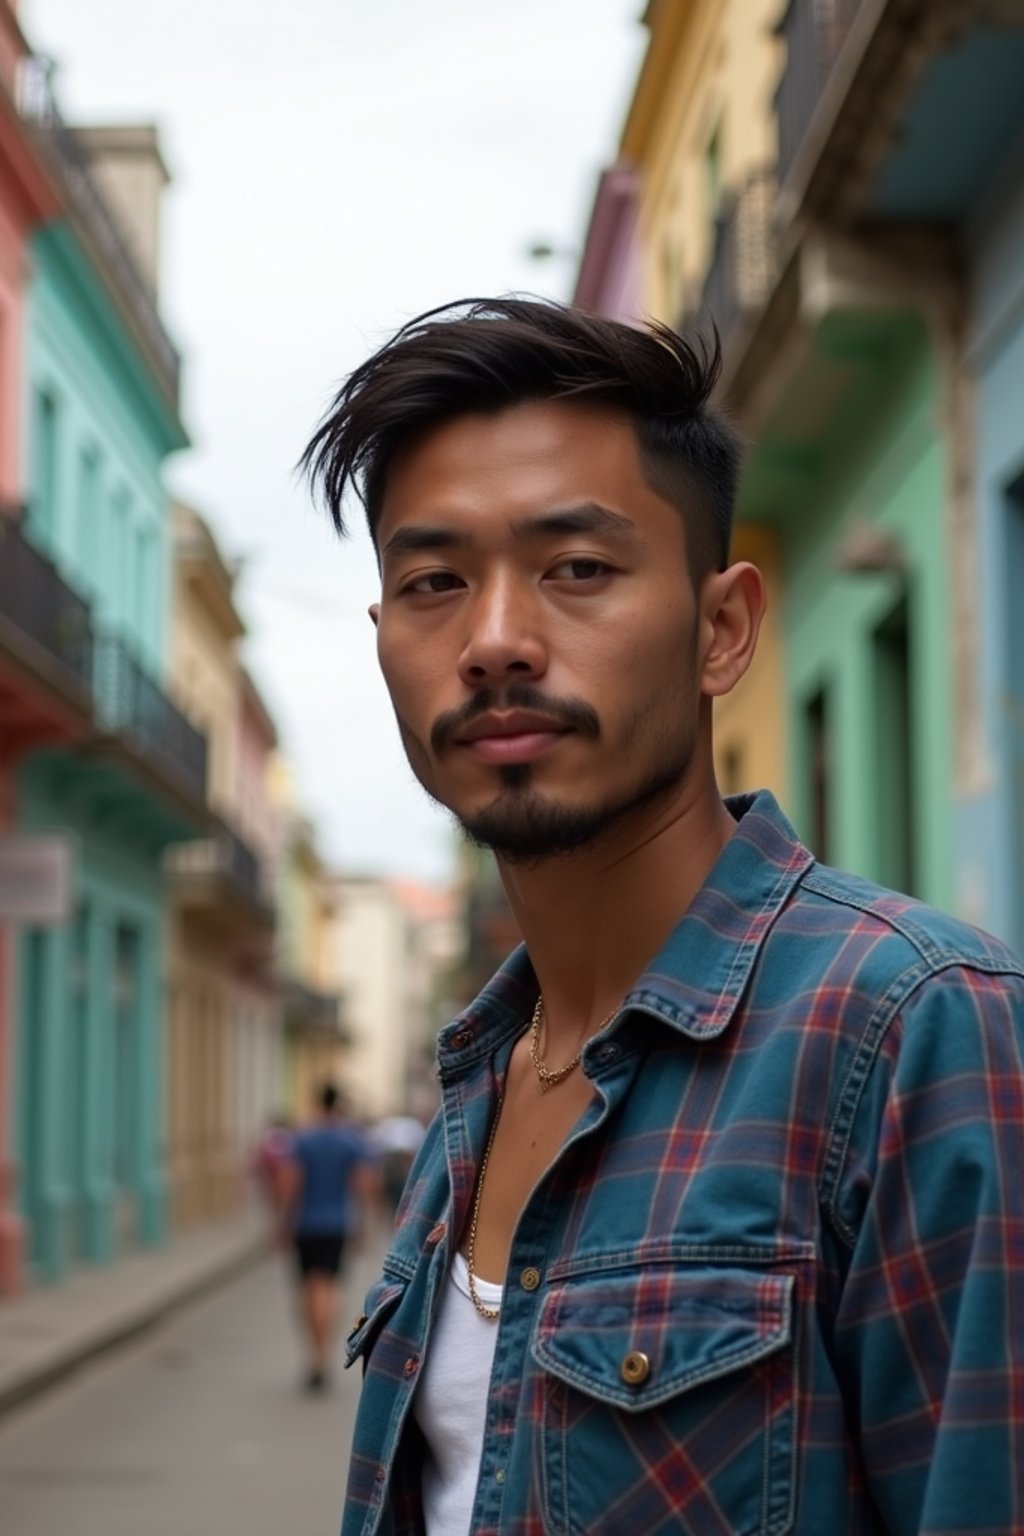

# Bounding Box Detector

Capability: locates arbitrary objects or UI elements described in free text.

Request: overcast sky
[23,0,647,882]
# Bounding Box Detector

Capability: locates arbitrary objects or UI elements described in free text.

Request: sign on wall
[0,834,76,926]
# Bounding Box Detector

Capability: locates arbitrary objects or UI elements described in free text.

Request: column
[36,921,71,1283]
[136,916,166,1246]
[82,903,114,1262]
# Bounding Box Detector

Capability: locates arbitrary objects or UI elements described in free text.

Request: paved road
[0,1243,383,1536]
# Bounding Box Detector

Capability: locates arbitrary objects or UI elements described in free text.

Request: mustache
[430,684,600,756]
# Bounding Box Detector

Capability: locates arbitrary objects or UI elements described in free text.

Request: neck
[497,777,736,1049]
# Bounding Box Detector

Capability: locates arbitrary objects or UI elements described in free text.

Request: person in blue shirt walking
[282,1082,377,1393]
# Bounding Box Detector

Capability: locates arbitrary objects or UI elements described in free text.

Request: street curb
[0,1229,265,1420]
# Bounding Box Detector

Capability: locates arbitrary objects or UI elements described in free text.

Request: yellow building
[582,0,787,799]
[266,757,348,1124]
[164,505,280,1225]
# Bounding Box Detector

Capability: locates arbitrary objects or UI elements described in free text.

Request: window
[75,445,100,589]
[704,119,724,223]
[873,593,916,896]
[30,387,59,545]
[805,688,831,863]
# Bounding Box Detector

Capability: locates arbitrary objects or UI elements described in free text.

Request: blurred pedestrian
[249,1111,292,1244]
[303,298,1024,1533]
[279,1083,377,1393]
[371,1111,426,1211]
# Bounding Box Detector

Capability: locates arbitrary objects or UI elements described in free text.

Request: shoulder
[778,861,1024,1002]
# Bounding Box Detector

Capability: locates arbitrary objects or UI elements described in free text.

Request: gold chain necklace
[466,1095,503,1321]
[466,995,620,1318]
[530,994,618,1091]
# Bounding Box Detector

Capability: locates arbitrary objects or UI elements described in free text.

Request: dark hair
[300,297,742,578]
[318,1081,340,1114]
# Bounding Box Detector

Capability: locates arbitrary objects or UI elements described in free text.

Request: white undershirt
[414,1251,503,1536]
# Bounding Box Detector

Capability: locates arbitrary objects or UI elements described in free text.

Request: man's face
[373,400,709,863]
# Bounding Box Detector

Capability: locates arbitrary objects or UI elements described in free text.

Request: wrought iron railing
[166,821,273,915]
[93,634,207,803]
[16,55,182,401]
[700,168,777,346]
[283,981,348,1039]
[0,509,93,697]
[774,0,866,189]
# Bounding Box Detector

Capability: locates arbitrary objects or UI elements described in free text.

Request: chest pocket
[530,1265,796,1536]
[344,1271,408,1372]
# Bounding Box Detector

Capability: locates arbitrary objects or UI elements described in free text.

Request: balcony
[775,0,864,193]
[17,56,182,403]
[93,634,207,811]
[283,981,349,1041]
[773,0,1024,228]
[166,820,276,940]
[0,510,92,699]
[700,169,777,360]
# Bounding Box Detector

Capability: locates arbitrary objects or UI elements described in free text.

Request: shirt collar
[437,790,813,1072]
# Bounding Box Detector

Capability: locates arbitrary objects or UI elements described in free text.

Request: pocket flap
[531,1266,793,1412]
[344,1273,407,1369]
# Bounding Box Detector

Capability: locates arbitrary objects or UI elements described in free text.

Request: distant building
[328,876,460,1121]
[164,505,281,1227]
[267,760,348,1122]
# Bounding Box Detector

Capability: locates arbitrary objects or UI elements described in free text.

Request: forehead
[376,400,677,541]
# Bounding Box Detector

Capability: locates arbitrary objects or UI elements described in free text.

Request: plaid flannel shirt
[342,791,1024,1536]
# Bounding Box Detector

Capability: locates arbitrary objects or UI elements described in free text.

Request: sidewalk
[0,1208,266,1417]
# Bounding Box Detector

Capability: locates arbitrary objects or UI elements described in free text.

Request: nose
[457,573,547,687]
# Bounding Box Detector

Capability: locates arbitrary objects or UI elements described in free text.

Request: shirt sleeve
[829,963,1024,1534]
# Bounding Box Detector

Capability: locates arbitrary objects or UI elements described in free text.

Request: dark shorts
[294,1232,346,1278]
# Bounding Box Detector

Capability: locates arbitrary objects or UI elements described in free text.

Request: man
[281,1082,376,1393]
[302,299,1024,1534]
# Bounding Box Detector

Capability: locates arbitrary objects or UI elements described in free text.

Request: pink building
[572,162,642,323]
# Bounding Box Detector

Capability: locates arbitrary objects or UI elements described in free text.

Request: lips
[455,711,573,765]
[456,711,573,744]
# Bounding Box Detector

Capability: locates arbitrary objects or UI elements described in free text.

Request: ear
[368,602,380,627]
[698,562,766,699]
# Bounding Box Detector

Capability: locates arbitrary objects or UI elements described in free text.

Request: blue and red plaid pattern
[342,791,1024,1536]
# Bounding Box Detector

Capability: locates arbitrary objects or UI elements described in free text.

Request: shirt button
[450,1027,472,1050]
[403,1356,419,1377]
[594,1041,621,1064]
[495,1469,506,1485]
[620,1350,651,1386]
[520,1266,541,1292]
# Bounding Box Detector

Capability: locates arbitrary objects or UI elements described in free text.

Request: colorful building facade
[165,505,280,1226]
[576,0,787,803]
[587,0,1024,925]
[7,57,206,1287]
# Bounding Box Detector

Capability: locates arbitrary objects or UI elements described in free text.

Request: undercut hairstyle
[301,297,743,580]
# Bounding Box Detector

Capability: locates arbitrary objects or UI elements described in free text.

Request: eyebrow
[381,502,641,559]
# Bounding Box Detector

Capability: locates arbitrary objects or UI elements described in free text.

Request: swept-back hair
[300,297,743,578]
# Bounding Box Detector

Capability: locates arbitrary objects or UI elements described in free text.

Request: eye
[403,570,465,595]
[549,557,611,582]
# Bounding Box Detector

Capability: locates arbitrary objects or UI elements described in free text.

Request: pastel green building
[13,107,205,1283]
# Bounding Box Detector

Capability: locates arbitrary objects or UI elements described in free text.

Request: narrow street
[0,1242,382,1536]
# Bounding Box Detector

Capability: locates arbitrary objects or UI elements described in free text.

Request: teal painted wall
[12,220,185,1282]
[959,132,1024,952]
[782,326,954,912]
[22,223,183,674]
[14,765,167,1280]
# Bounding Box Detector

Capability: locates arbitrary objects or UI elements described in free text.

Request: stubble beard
[394,665,700,866]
